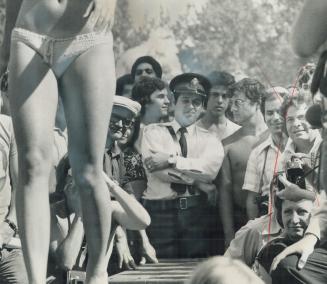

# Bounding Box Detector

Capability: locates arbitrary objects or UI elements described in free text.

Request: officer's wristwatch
[168,154,177,167]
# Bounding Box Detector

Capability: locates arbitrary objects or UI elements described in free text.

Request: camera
[255,194,269,216]
[277,156,306,191]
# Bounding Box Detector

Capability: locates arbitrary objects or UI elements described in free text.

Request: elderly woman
[253,184,326,284]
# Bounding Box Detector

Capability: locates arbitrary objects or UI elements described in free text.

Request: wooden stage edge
[108,258,203,284]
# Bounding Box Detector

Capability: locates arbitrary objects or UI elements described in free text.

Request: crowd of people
[0,0,327,284]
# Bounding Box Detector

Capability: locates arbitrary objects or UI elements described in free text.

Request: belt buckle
[179,197,188,210]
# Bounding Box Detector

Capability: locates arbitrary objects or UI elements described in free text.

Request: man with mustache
[141,73,224,258]
[131,56,163,84]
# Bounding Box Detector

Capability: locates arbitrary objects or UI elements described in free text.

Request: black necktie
[171,127,193,195]
[179,127,188,157]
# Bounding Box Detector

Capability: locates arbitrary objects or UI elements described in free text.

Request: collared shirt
[141,119,224,200]
[0,115,16,222]
[104,142,125,184]
[197,118,241,140]
[225,213,282,267]
[243,135,283,196]
[134,123,145,154]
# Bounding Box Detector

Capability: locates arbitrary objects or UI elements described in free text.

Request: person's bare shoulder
[222,127,245,147]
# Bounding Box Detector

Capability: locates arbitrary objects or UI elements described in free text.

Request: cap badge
[190,78,200,87]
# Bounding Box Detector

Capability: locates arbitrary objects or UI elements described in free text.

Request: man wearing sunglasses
[105,96,141,185]
[141,73,224,258]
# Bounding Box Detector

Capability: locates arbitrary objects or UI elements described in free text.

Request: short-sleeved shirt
[141,119,224,200]
[243,135,283,196]
[225,213,282,267]
[0,115,16,222]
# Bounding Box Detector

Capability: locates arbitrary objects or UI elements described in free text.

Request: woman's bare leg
[60,42,115,284]
[9,42,58,284]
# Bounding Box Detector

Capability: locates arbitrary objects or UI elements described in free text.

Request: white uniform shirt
[141,119,224,200]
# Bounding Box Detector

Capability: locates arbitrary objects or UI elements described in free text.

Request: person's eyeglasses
[135,68,154,76]
[230,98,246,108]
[180,97,203,107]
[110,115,135,128]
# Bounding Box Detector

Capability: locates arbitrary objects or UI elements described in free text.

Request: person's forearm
[110,183,151,229]
[138,229,150,245]
[1,0,23,63]
[7,150,19,224]
[246,192,259,220]
[219,187,235,244]
[115,225,126,241]
[56,215,84,271]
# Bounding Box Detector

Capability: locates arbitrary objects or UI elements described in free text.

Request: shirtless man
[216,78,268,248]
[0,1,117,283]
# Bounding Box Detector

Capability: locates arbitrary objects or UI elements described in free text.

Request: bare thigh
[59,42,115,171]
[9,41,58,164]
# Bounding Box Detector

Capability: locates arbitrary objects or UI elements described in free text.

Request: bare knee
[19,148,52,180]
[73,165,103,195]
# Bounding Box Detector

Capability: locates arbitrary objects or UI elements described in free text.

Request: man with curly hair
[217,78,268,248]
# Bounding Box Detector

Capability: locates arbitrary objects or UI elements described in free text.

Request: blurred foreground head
[186,256,264,284]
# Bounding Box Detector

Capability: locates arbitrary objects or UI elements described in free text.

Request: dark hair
[131,77,166,116]
[261,89,284,116]
[131,56,162,80]
[206,71,235,107]
[123,117,141,148]
[279,93,306,120]
[116,74,134,96]
[229,78,266,105]
[273,174,312,228]
[207,71,235,89]
[311,50,327,97]
[298,63,315,88]
[274,193,284,228]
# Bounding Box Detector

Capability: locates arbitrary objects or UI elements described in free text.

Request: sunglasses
[110,115,135,128]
